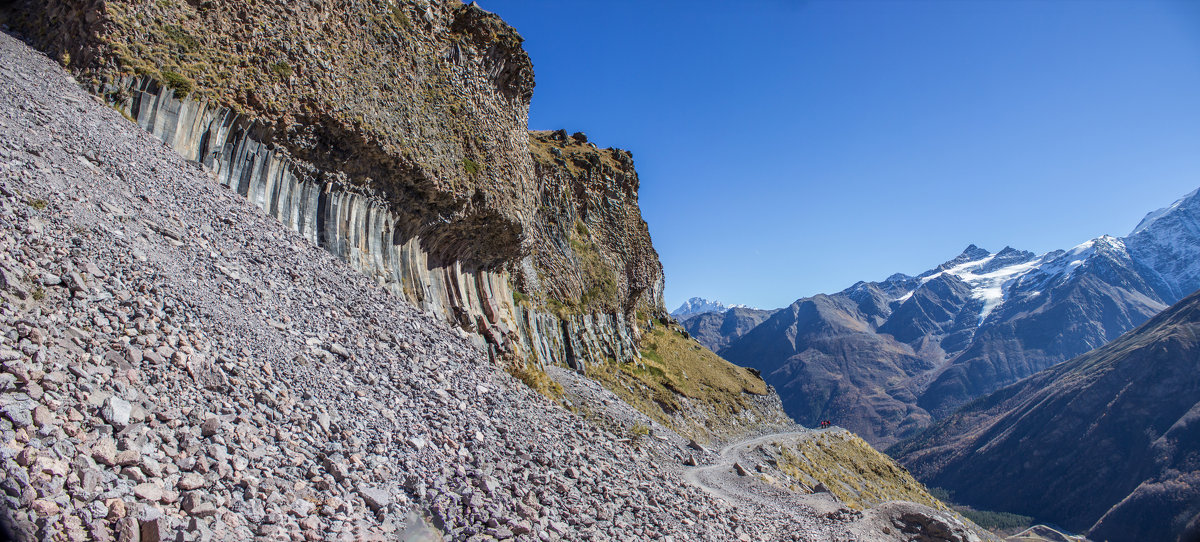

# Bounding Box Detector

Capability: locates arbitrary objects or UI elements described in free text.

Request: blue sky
[479,0,1200,311]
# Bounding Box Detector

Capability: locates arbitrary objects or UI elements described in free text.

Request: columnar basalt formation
[2,0,665,372]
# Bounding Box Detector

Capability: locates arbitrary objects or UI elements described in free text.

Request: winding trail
[683,429,848,529]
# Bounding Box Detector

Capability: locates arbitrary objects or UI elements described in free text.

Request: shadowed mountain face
[719,293,936,446]
[890,290,1200,542]
[713,188,1200,447]
[680,307,777,353]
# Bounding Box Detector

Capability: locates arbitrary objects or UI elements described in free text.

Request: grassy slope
[585,325,770,440]
[777,430,946,511]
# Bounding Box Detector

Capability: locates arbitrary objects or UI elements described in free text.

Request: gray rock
[200,416,220,438]
[1,401,33,427]
[177,473,205,491]
[0,266,28,299]
[64,271,88,293]
[102,396,132,428]
[358,485,390,514]
[328,343,350,358]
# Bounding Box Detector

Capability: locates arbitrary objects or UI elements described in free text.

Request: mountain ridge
[671,297,753,319]
[890,289,1200,542]
[712,186,1200,446]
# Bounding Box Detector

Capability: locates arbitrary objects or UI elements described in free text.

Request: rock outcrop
[0,0,666,376]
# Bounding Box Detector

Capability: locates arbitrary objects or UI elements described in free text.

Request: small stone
[64,271,88,293]
[31,499,59,516]
[328,343,350,358]
[300,516,320,531]
[133,483,164,502]
[103,396,132,428]
[188,503,218,518]
[139,518,162,542]
[15,447,36,467]
[115,518,139,542]
[105,498,127,520]
[2,401,32,427]
[511,521,533,536]
[116,449,141,467]
[200,416,220,438]
[733,462,749,476]
[179,492,203,513]
[358,485,390,513]
[92,437,118,466]
[177,473,205,491]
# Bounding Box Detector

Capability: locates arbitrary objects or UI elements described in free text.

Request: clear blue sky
[479,0,1200,311]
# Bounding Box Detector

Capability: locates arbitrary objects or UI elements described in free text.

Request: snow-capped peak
[905,246,1042,324]
[671,297,750,318]
[1130,187,1200,236]
[1124,186,1200,298]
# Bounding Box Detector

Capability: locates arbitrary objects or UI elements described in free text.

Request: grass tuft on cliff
[507,360,563,401]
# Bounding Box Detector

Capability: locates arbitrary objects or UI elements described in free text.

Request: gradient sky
[479,0,1200,311]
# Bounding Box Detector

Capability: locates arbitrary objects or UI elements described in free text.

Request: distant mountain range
[682,186,1200,447]
[670,297,752,318]
[677,307,778,353]
[891,288,1200,542]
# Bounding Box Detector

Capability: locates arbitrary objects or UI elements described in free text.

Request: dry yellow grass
[586,325,768,434]
[777,430,947,511]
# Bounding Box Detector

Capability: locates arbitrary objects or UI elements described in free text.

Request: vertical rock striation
[108,74,655,373]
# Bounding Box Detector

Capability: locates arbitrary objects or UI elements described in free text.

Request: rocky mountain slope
[891,289,1200,542]
[680,306,777,353]
[0,0,807,448]
[0,30,992,541]
[713,188,1200,446]
[671,297,751,319]
[0,0,666,388]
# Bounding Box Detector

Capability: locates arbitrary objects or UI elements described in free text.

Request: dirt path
[682,430,850,537]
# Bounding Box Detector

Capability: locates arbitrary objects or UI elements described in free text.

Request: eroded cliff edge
[0,0,786,442]
[3,0,657,360]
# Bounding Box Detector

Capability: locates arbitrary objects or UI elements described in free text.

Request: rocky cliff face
[891,289,1200,542]
[1,0,667,375]
[526,130,664,317]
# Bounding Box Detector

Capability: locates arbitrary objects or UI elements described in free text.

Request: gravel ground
[0,31,875,542]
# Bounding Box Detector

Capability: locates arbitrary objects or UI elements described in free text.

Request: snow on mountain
[1125,187,1200,299]
[671,297,750,318]
[888,182,1200,329]
[892,246,1041,324]
[1130,187,1199,235]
